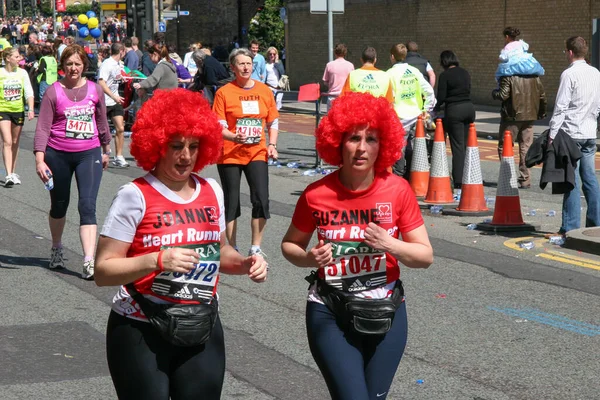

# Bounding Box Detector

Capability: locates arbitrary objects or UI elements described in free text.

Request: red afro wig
[130,88,223,171]
[315,92,405,172]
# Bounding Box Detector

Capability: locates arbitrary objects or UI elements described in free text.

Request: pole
[327,0,333,62]
[19,0,22,17]
[176,4,180,54]
[53,0,57,33]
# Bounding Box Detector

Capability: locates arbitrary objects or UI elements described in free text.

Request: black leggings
[217,161,270,222]
[306,301,408,400]
[106,311,225,400]
[444,102,476,188]
[44,146,103,225]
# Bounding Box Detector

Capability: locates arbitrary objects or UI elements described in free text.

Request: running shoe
[112,156,130,168]
[248,247,268,259]
[10,173,21,185]
[82,259,94,280]
[4,175,14,188]
[49,247,65,269]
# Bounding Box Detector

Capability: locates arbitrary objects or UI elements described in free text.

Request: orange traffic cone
[422,119,457,207]
[409,115,429,199]
[443,123,492,216]
[477,130,537,232]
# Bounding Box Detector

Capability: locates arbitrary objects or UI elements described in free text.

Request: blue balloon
[90,28,102,39]
[86,11,96,18]
[79,27,90,38]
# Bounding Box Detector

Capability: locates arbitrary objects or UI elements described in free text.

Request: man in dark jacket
[492,75,547,189]
[405,41,436,87]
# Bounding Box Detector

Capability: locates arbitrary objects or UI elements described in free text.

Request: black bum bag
[306,272,404,335]
[126,284,218,347]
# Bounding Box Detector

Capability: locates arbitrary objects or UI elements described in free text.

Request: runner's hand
[245,254,268,283]
[101,153,109,170]
[113,94,124,105]
[27,110,34,120]
[159,248,198,274]
[308,240,333,268]
[233,132,247,144]
[267,146,278,159]
[364,222,391,252]
[36,161,51,182]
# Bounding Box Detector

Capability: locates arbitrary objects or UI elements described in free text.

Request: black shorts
[106,104,124,119]
[0,111,24,126]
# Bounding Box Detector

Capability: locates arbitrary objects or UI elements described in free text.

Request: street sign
[163,10,178,18]
[158,22,166,32]
[310,0,344,14]
[179,10,190,16]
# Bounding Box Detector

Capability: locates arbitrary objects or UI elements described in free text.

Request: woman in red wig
[94,88,268,399]
[281,92,433,400]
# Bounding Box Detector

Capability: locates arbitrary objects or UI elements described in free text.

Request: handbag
[306,272,404,335]
[278,74,290,91]
[126,283,218,347]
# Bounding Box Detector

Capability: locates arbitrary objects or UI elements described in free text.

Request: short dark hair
[440,50,459,69]
[123,38,132,48]
[334,43,347,57]
[110,43,123,55]
[390,43,407,62]
[503,27,520,40]
[406,41,418,52]
[361,46,377,63]
[250,39,260,47]
[566,36,588,58]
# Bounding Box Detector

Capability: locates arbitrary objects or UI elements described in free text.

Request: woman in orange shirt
[213,48,279,257]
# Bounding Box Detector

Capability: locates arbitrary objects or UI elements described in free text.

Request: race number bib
[65,114,94,140]
[151,243,220,302]
[3,81,22,102]
[324,241,387,292]
[236,118,263,144]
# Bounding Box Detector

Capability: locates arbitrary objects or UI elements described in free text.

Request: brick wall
[287,0,600,106]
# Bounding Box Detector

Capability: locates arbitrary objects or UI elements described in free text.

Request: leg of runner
[112,114,129,167]
[244,160,269,254]
[1,120,14,185]
[305,302,370,399]
[217,164,244,248]
[363,302,408,399]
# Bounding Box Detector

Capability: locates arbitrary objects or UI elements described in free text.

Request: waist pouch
[307,272,404,335]
[126,283,218,347]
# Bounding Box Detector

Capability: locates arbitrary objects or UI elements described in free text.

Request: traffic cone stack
[409,115,429,199]
[443,123,492,216]
[477,130,537,232]
[421,119,457,208]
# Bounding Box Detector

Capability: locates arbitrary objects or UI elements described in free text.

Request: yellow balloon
[87,17,99,29]
[78,14,88,25]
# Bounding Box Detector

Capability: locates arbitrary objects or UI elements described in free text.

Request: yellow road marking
[504,236,600,270]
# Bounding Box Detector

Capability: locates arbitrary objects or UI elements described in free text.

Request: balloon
[86,11,96,19]
[78,14,88,25]
[79,27,90,38]
[90,28,102,39]
[87,17,99,29]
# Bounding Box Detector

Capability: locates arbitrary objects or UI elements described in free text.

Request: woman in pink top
[33,44,111,280]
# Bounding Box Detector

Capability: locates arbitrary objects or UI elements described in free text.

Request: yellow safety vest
[387,63,424,119]
[348,68,390,98]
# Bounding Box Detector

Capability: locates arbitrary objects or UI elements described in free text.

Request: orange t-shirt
[213,81,279,165]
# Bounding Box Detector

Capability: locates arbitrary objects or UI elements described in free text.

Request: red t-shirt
[292,171,423,293]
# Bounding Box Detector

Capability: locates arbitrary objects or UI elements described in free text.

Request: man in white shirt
[322,43,354,111]
[98,43,128,167]
[549,36,600,233]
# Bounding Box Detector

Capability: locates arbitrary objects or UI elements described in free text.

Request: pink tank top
[46,81,101,152]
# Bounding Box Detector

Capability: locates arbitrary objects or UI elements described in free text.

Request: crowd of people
[0,10,599,398]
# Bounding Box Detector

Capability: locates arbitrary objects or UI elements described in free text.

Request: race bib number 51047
[324,241,387,292]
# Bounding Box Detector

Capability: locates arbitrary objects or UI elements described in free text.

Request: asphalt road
[1,117,599,400]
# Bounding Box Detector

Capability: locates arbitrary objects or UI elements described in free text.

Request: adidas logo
[403,69,413,76]
[173,285,193,299]
[363,73,375,82]
[348,279,365,292]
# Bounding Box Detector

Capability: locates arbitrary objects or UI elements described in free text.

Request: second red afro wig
[315,92,405,172]
[130,88,223,171]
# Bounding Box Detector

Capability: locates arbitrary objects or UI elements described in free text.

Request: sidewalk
[281,101,550,140]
